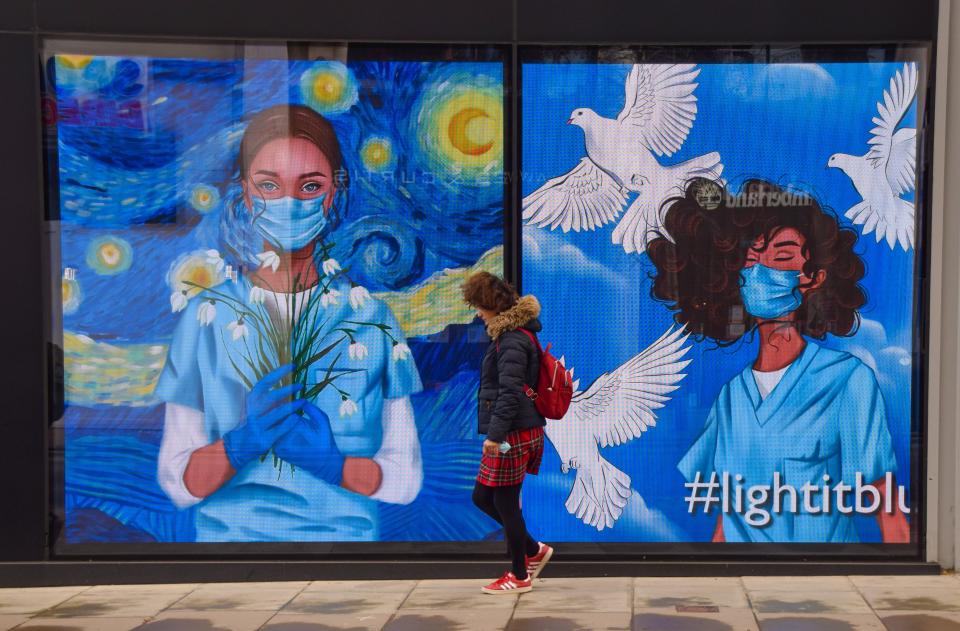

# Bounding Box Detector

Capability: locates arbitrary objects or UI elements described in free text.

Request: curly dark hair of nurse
[647,178,866,345]
[461,271,519,314]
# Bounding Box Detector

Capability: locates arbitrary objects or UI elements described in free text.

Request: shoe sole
[529,546,554,580]
[481,585,533,594]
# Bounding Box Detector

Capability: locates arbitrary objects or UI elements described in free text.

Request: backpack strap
[518,327,552,355]
[494,328,548,402]
[496,328,551,354]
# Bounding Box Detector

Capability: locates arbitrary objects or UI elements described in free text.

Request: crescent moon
[448,107,494,156]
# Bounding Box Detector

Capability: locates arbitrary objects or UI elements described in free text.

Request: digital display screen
[521,55,925,544]
[45,46,507,545]
[44,42,928,550]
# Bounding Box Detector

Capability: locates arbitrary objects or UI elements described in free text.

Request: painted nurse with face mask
[154,105,424,543]
[648,179,910,545]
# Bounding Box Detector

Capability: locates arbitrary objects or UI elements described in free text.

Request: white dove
[523,63,724,254]
[545,325,691,531]
[828,62,918,251]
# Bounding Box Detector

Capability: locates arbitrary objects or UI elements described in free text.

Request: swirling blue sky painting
[50,53,507,544]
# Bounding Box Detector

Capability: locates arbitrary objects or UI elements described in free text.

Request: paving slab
[415,579,498,591]
[0,615,28,631]
[849,575,956,589]
[515,578,632,613]
[632,607,760,631]
[44,585,195,618]
[508,610,632,630]
[0,587,89,615]
[748,590,873,615]
[858,586,960,611]
[742,577,856,592]
[877,610,960,631]
[400,586,518,611]
[756,613,887,630]
[16,617,149,630]
[280,588,409,615]
[134,610,275,630]
[302,580,417,594]
[262,612,393,630]
[384,608,513,630]
[170,582,307,612]
[635,583,750,609]
[634,578,743,588]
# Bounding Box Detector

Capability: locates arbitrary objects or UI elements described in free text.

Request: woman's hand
[222,364,306,471]
[272,401,345,486]
[483,439,501,457]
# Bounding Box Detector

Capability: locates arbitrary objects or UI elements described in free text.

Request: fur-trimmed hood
[486,295,542,340]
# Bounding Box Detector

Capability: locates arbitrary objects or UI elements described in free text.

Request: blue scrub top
[678,341,897,543]
[155,275,422,542]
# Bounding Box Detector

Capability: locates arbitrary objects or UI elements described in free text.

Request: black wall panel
[0,32,46,562]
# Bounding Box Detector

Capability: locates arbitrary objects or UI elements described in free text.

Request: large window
[520,46,928,548]
[43,39,930,554]
[44,41,507,547]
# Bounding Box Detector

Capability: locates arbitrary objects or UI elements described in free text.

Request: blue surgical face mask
[250,194,329,251]
[739,263,803,320]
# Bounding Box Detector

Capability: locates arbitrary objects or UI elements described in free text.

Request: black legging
[472,481,540,579]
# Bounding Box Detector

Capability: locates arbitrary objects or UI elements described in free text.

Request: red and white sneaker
[481,571,533,594]
[526,542,554,579]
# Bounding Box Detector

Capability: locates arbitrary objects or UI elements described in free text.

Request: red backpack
[497,328,573,420]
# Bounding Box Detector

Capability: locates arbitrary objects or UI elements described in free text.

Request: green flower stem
[194,242,399,476]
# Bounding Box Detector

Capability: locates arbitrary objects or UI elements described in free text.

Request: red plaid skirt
[477,427,545,487]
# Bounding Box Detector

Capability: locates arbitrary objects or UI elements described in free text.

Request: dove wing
[617,63,701,157]
[866,62,918,196]
[522,158,629,233]
[570,326,691,449]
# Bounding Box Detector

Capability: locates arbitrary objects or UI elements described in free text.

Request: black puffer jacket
[477,295,546,443]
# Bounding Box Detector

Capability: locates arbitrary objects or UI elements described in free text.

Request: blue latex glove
[273,401,346,486]
[222,364,307,471]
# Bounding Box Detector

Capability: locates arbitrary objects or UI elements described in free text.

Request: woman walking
[462,271,554,594]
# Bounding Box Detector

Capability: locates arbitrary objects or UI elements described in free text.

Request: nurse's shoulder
[807,342,881,393]
[350,288,392,322]
[347,288,408,345]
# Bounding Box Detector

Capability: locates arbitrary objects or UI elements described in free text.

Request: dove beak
[566,118,573,124]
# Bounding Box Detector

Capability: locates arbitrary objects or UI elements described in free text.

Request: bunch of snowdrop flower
[167,241,409,472]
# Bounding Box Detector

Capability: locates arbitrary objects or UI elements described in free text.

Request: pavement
[1,574,959,630]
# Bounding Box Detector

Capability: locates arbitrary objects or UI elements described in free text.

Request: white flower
[322,257,341,276]
[391,341,411,361]
[205,249,225,272]
[349,342,369,361]
[197,301,217,326]
[170,291,188,313]
[339,397,359,418]
[227,319,249,341]
[167,249,226,296]
[256,250,280,272]
[320,287,341,308]
[249,285,266,305]
[349,285,371,311]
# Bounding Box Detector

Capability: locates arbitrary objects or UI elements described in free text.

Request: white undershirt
[262,286,313,324]
[752,364,791,401]
[157,285,422,508]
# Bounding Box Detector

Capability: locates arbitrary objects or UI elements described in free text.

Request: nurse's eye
[301,181,321,193]
[256,180,279,193]
[773,249,801,262]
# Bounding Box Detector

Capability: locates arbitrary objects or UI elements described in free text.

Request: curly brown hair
[647,178,866,344]
[461,271,519,314]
